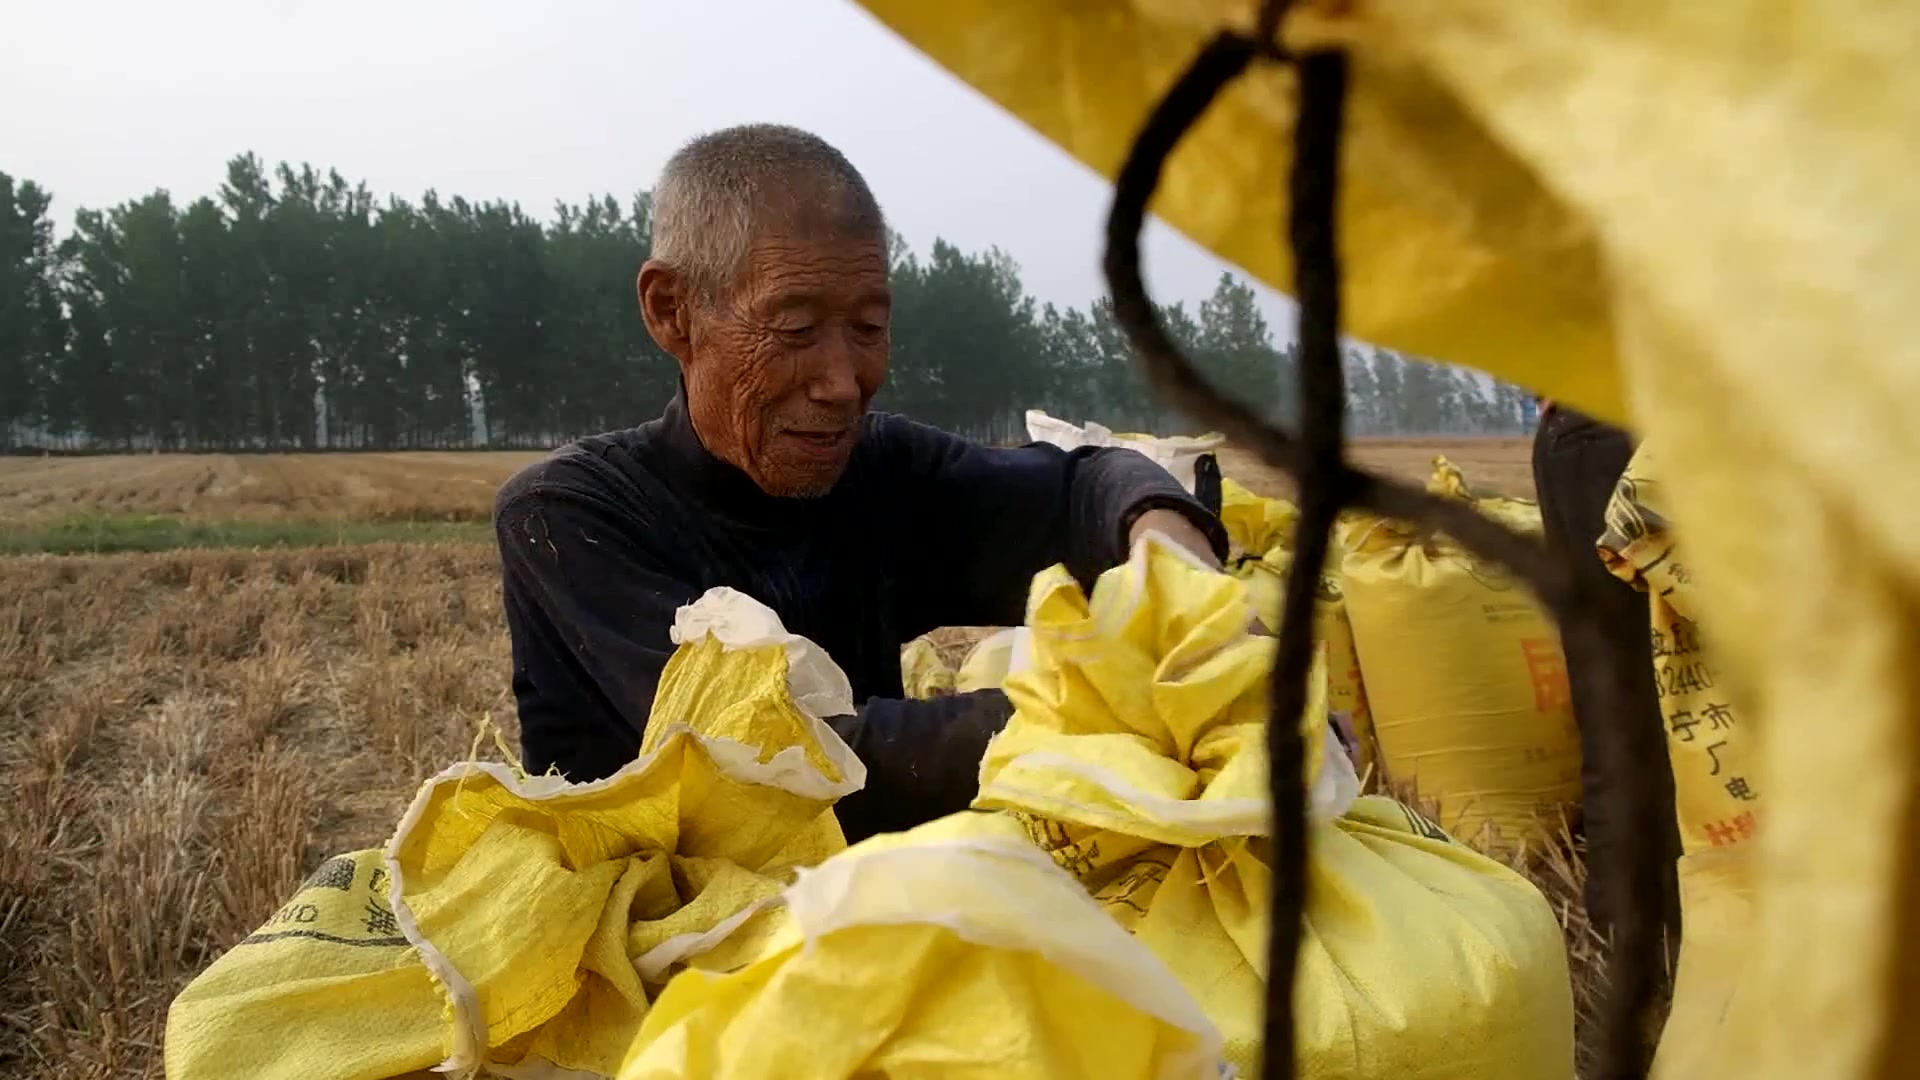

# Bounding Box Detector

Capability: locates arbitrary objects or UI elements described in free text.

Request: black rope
[1101,18,1663,1080]
[1262,43,1348,1076]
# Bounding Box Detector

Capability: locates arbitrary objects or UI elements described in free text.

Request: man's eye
[855,322,886,338]
[775,325,815,341]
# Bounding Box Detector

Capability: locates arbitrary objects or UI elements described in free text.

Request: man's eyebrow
[764,290,826,315]
[764,287,891,313]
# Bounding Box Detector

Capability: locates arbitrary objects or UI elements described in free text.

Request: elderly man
[493,124,1228,841]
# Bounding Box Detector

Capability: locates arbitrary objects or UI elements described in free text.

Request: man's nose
[806,344,863,407]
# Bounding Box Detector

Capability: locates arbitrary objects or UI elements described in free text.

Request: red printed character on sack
[1520,637,1571,713]
[1702,810,1757,848]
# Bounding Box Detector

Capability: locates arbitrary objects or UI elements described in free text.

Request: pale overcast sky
[2,0,1298,329]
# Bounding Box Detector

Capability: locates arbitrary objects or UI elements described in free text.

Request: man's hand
[1129,508,1222,571]
[1131,508,1286,643]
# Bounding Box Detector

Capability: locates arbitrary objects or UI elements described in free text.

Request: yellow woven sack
[1316,579,1376,779]
[954,626,1025,693]
[1339,513,1581,855]
[850,5,1920,1075]
[1235,546,1380,791]
[166,586,866,1080]
[164,848,446,1080]
[615,811,1229,1079]
[900,635,956,699]
[1598,440,1760,856]
[1026,408,1226,492]
[1427,456,1543,535]
[381,586,865,1077]
[1318,593,1376,789]
[982,534,1572,1077]
[1219,476,1297,558]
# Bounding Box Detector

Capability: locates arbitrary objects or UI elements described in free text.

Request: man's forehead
[747,225,887,265]
[745,233,890,302]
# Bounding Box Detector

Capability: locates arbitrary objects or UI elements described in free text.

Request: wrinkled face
[679,230,891,497]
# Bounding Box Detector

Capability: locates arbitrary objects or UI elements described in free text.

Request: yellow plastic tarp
[981,534,1572,1077]
[167,587,866,1079]
[853,1,1624,424]
[616,811,1229,1079]
[846,6,1920,1073]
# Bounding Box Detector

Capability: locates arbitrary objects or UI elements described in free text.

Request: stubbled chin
[759,457,848,498]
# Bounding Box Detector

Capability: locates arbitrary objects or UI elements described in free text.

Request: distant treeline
[1,157,1535,453]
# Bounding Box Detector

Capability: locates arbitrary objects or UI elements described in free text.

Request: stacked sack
[1338,459,1583,857]
[171,586,1230,1080]
[1597,439,1759,1079]
[1597,443,1761,857]
[910,452,1581,861]
[1024,408,1226,494]
[1218,477,1381,790]
[975,535,1573,1077]
[173,530,1574,1078]
[899,635,956,698]
[619,535,1575,1078]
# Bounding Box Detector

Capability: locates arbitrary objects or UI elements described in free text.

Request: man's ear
[637,259,693,366]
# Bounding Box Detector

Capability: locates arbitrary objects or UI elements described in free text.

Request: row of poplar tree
[0,157,1534,452]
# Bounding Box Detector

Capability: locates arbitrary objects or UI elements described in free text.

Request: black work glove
[824,689,1014,843]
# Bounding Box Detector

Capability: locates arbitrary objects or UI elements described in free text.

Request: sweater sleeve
[882,414,1230,631]
[493,455,1016,842]
[494,462,696,785]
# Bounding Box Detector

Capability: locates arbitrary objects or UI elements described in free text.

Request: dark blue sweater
[493,393,1226,841]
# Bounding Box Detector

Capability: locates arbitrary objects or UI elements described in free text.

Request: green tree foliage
[0,159,1534,451]
[0,174,69,448]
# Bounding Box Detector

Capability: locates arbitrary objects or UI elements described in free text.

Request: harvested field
[1216,436,1537,501]
[0,544,514,1078]
[0,452,543,525]
[0,437,1533,528]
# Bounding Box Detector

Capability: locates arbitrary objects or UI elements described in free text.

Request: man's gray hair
[651,124,887,302]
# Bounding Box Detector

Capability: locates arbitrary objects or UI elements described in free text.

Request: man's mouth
[783,428,853,455]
